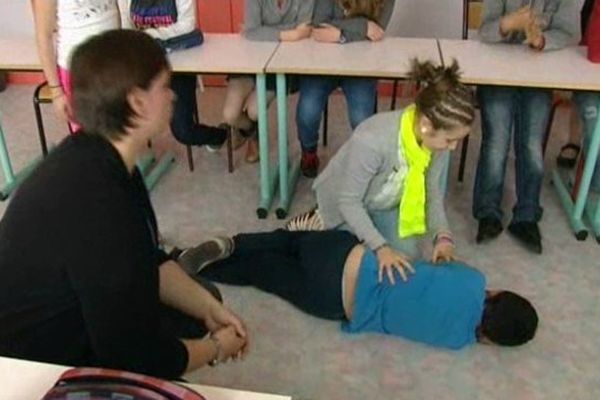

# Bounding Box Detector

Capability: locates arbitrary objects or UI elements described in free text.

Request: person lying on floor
[183,230,538,350]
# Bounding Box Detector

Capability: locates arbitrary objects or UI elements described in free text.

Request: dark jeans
[170,74,226,147]
[200,230,360,320]
[296,76,377,151]
[473,86,552,223]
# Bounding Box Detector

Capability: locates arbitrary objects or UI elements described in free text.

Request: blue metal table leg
[275,73,300,219]
[0,118,43,200]
[256,73,276,218]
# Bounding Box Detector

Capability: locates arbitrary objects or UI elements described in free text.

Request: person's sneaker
[476,217,503,244]
[300,150,319,178]
[508,221,542,254]
[177,236,234,275]
[205,123,229,153]
[285,208,324,231]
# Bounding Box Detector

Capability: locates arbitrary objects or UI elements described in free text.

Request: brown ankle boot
[245,137,259,163]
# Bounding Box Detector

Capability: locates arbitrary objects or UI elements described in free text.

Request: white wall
[0,0,35,38]
[386,0,464,39]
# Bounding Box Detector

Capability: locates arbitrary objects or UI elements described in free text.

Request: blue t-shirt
[342,251,486,350]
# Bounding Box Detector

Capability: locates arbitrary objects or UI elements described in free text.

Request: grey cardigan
[243,0,315,41]
[313,0,396,42]
[313,110,450,251]
[479,0,580,51]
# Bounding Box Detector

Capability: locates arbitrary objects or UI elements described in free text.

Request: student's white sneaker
[285,208,324,231]
[177,236,234,274]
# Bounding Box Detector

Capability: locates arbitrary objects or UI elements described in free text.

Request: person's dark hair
[480,291,539,346]
[337,0,384,20]
[410,59,475,130]
[70,29,170,140]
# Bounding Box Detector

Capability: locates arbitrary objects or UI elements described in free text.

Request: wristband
[208,335,221,367]
[374,243,387,253]
[434,235,455,247]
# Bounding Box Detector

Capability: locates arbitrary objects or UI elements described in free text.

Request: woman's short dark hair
[480,291,539,346]
[70,29,170,140]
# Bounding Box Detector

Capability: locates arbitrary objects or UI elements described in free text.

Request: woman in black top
[0,30,248,378]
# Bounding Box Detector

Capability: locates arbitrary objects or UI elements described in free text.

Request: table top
[0,34,280,75]
[168,33,279,74]
[0,356,291,400]
[438,39,600,91]
[266,37,441,78]
[0,36,40,71]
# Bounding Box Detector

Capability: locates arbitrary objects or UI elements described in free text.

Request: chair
[33,82,73,156]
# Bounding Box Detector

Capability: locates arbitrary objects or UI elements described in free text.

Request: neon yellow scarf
[398,104,431,238]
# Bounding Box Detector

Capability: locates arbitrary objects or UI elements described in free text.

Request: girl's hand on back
[312,23,342,42]
[375,245,415,284]
[366,20,385,42]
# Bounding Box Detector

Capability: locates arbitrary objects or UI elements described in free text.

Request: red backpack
[41,367,207,400]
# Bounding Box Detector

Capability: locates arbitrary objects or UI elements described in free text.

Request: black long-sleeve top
[0,134,188,378]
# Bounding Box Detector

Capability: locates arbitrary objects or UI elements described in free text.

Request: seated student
[473,0,579,254]
[187,230,538,350]
[296,0,396,177]
[289,60,475,284]
[0,30,248,378]
[119,0,229,150]
[222,0,315,163]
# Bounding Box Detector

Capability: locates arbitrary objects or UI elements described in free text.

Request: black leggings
[200,230,359,320]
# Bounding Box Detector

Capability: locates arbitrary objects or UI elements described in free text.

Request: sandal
[557,143,580,169]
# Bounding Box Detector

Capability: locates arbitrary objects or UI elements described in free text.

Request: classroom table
[438,39,600,241]
[0,356,291,400]
[0,34,281,217]
[167,34,280,217]
[265,37,443,218]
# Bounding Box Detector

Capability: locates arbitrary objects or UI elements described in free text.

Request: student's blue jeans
[473,86,552,224]
[572,91,600,192]
[296,76,377,151]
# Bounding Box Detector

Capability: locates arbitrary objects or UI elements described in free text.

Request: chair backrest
[469,2,483,30]
[385,0,463,39]
[462,0,483,39]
